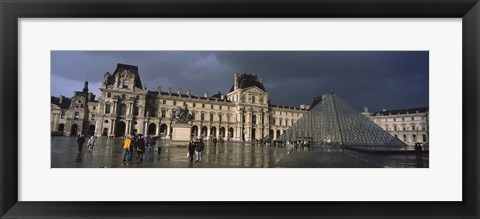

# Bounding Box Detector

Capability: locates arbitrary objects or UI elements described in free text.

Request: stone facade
[362,107,429,146]
[51,81,98,136]
[51,63,308,141]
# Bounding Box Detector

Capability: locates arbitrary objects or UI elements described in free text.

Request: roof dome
[230,73,266,92]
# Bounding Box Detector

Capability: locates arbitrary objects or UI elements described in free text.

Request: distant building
[50,81,98,136]
[51,63,309,141]
[362,107,429,146]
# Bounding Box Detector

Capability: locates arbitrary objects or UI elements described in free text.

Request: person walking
[76,135,86,153]
[87,136,96,154]
[135,136,146,161]
[122,135,132,162]
[188,139,196,162]
[195,138,205,163]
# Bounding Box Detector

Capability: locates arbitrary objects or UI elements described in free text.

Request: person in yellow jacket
[122,135,132,162]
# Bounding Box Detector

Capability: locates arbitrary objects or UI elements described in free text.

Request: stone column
[156,122,160,136]
[166,123,171,137]
[127,120,131,135]
[129,103,133,115]
[111,119,116,134]
[113,101,117,114]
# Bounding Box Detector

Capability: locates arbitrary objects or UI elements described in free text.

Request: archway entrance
[70,124,78,136]
[88,125,95,136]
[159,124,168,136]
[115,121,126,137]
[201,126,208,137]
[210,127,217,137]
[228,128,234,138]
[269,129,274,139]
[219,127,225,138]
[276,130,281,139]
[147,123,157,136]
[58,123,65,132]
[191,125,198,137]
[251,128,256,140]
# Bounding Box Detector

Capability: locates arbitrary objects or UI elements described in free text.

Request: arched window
[122,80,129,88]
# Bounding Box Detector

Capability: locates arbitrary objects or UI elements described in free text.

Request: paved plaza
[51,136,428,168]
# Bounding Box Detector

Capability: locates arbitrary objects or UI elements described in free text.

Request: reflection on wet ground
[51,137,428,168]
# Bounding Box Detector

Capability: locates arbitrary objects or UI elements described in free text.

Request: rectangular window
[105,104,111,114]
[91,114,95,120]
[422,134,427,142]
[219,105,222,110]
[202,104,205,108]
[107,93,111,98]
[173,101,176,106]
[412,125,415,130]
[134,107,139,116]
[210,105,213,109]
[201,113,204,121]
[161,109,166,118]
[193,103,196,107]
[162,100,166,105]
[219,115,222,122]
[210,113,213,121]
[61,110,66,119]
[74,111,80,120]
[192,112,196,120]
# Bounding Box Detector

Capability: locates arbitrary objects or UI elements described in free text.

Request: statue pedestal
[171,123,191,143]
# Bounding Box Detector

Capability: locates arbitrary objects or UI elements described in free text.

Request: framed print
[1,0,479,218]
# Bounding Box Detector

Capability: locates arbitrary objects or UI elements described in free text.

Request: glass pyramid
[280,93,406,147]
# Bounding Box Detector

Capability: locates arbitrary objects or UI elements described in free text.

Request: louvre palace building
[51,63,310,141]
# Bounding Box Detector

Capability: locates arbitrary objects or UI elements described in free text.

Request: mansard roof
[51,96,71,109]
[147,90,232,102]
[229,73,266,92]
[106,63,143,89]
[373,107,429,116]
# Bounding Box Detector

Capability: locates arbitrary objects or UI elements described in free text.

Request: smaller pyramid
[280,93,406,147]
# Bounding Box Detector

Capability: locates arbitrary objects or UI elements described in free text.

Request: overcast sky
[51,51,428,112]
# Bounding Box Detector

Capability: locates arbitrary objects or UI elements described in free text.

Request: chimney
[300,104,305,110]
[177,89,182,96]
[59,95,64,104]
[233,73,239,90]
[382,109,386,112]
[168,87,172,96]
[157,86,162,94]
[364,107,369,113]
[221,94,225,100]
[258,77,264,85]
[204,92,208,98]
[88,93,92,101]
[187,89,191,97]
[306,105,310,110]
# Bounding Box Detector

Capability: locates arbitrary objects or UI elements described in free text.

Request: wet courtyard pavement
[51,136,428,168]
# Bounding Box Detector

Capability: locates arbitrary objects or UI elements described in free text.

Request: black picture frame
[1,0,479,218]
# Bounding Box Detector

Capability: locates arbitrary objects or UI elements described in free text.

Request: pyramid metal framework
[280,93,406,147]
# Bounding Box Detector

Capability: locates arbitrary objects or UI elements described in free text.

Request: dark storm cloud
[51,51,428,112]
